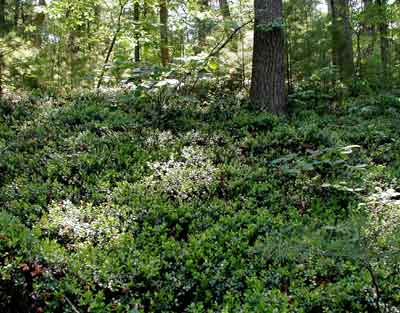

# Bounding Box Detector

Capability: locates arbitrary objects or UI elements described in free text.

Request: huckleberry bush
[145,146,219,200]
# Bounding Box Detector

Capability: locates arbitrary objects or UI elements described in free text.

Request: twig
[365,262,383,313]
[96,0,129,90]
[207,19,253,58]
[64,296,81,313]
[175,19,253,93]
[0,145,10,155]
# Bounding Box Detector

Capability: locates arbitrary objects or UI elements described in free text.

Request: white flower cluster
[181,130,226,147]
[145,146,218,200]
[144,130,175,147]
[363,186,400,240]
[42,200,126,247]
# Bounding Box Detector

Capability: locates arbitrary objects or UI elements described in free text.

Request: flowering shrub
[363,185,400,243]
[144,129,175,147]
[40,200,128,247]
[145,146,219,200]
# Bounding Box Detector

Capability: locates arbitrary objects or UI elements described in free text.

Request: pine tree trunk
[160,0,169,66]
[329,0,354,83]
[250,0,287,114]
[134,1,140,62]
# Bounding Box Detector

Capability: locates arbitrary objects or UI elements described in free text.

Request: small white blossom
[145,146,218,200]
[42,200,129,248]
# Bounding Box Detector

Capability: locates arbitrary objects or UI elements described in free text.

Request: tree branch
[96,0,129,89]
[175,19,253,93]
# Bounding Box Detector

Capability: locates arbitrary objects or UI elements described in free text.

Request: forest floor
[1,90,400,312]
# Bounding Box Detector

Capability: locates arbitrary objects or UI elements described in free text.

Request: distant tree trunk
[159,0,169,66]
[218,0,238,51]
[326,0,337,66]
[219,0,231,21]
[34,0,46,47]
[0,0,6,98]
[250,0,287,114]
[0,0,5,30]
[97,0,127,89]
[376,0,390,88]
[359,0,376,78]
[14,0,20,28]
[356,30,362,77]
[134,0,140,62]
[329,0,354,83]
[196,0,209,54]
[362,0,375,54]
[219,0,232,34]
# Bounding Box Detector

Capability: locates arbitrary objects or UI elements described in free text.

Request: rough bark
[329,0,354,82]
[250,0,287,114]
[134,1,140,62]
[160,0,169,66]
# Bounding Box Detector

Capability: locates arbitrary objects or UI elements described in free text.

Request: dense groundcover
[1,90,400,312]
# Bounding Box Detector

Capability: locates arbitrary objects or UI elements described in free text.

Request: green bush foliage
[1,90,400,312]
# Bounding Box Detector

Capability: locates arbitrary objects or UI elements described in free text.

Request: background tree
[376,0,390,88]
[0,0,398,95]
[250,0,286,114]
[329,0,354,83]
[0,0,8,97]
[134,0,141,62]
[159,0,169,66]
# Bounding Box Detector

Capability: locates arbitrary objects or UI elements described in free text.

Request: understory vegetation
[1,86,400,312]
[1,0,400,311]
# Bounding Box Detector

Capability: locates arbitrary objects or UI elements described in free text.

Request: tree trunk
[14,0,20,28]
[159,0,169,66]
[359,0,376,78]
[0,54,3,97]
[134,1,140,62]
[196,0,209,54]
[219,0,233,34]
[97,0,127,89]
[0,0,5,30]
[34,0,46,47]
[329,0,354,83]
[218,0,237,51]
[0,0,5,98]
[250,0,287,114]
[376,0,390,88]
